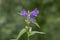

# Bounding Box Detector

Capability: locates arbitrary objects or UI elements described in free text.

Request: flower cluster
[21,9,39,23]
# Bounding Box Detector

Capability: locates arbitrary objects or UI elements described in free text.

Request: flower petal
[30,18,35,23]
[30,9,39,16]
[21,9,28,17]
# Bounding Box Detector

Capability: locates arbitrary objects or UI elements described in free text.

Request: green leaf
[29,31,46,36]
[16,28,26,40]
[34,22,40,28]
[10,39,17,40]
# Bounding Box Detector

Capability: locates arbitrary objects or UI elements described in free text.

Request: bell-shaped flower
[21,9,39,23]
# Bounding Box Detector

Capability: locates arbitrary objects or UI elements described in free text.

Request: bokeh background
[0,0,60,40]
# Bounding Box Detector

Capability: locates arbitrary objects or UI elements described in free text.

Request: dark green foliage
[0,0,60,40]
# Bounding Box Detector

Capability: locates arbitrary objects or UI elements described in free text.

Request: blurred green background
[0,0,60,40]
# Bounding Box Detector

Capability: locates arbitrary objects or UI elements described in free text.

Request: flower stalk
[21,9,39,40]
[15,9,39,40]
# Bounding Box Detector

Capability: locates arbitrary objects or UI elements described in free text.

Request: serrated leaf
[34,22,40,28]
[16,28,26,40]
[29,31,46,36]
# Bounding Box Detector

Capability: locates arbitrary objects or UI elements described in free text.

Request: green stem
[25,19,30,40]
[26,26,30,40]
[27,32,29,40]
[26,27,30,40]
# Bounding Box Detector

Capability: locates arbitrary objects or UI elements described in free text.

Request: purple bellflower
[21,9,39,23]
[21,9,28,17]
[30,9,39,17]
